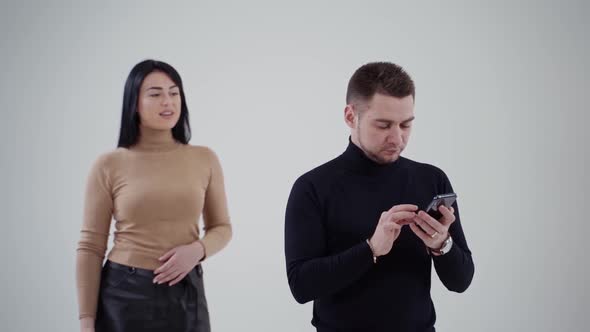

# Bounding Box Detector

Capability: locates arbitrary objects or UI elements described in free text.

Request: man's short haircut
[346,62,415,107]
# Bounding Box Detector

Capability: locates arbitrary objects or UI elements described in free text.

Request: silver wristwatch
[431,235,453,255]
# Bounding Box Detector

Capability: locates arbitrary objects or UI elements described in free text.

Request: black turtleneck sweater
[285,140,474,332]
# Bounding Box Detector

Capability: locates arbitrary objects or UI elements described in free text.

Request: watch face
[442,236,453,253]
[431,236,452,255]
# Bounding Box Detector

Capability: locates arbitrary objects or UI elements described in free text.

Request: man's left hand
[409,205,455,251]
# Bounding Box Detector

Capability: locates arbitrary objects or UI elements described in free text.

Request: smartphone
[424,193,457,220]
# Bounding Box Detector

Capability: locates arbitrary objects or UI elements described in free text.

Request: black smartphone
[424,193,457,220]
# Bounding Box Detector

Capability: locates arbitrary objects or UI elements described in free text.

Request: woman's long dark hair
[117,59,191,148]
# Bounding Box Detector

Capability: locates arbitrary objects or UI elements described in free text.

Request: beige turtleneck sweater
[75,128,232,319]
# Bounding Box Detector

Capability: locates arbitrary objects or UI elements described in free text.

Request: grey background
[1,0,588,331]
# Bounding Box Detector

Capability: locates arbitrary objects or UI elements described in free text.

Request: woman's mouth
[159,110,175,118]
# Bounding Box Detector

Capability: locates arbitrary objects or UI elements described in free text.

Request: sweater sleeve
[75,155,114,319]
[284,176,374,304]
[432,173,475,292]
[199,148,232,258]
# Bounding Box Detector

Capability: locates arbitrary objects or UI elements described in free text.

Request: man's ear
[344,104,356,129]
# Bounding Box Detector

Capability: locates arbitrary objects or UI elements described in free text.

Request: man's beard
[358,136,401,165]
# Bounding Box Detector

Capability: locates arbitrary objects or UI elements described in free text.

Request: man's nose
[387,127,403,145]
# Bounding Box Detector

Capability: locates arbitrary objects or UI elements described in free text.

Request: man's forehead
[365,103,414,122]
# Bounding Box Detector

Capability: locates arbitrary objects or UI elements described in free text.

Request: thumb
[383,223,394,232]
[159,248,176,261]
[378,211,389,224]
[391,211,418,223]
[383,220,401,232]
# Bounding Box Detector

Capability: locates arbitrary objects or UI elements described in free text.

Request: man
[284,62,474,332]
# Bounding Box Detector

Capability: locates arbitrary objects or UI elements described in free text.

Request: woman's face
[137,71,182,130]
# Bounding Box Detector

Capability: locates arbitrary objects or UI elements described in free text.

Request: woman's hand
[80,317,95,332]
[153,241,205,286]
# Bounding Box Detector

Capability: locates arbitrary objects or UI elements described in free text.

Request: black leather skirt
[95,260,210,332]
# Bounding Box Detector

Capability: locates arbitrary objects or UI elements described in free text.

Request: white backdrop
[1,1,588,331]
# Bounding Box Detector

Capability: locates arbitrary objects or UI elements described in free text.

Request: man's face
[346,93,415,164]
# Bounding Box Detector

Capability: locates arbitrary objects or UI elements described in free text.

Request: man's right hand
[369,204,418,257]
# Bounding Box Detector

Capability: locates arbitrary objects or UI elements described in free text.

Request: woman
[76,59,232,332]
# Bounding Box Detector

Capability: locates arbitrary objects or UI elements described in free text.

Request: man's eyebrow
[401,116,415,124]
[374,116,415,124]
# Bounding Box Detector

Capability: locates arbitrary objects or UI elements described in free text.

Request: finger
[158,248,176,262]
[417,211,446,233]
[154,255,177,275]
[413,215,438,237]
[154,266,174,283]
[383,220,402,232]
[392,211,419,224]
[168,271,188,286]
[396,218,415,226]
[409,222,431,243]
[156,268,181,284]
[391,204,418,213]
[378,211,390,224]
[438,206,456,226]
[160,269,183,284]
[380,208,401,226]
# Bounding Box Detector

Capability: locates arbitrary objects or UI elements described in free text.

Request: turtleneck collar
[341,137,402,173]
[132,126,181,152]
